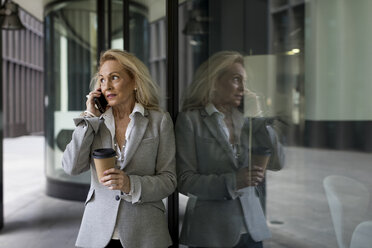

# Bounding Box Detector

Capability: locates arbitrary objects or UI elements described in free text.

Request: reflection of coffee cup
[92,148,117,180]
[251,147,271,171]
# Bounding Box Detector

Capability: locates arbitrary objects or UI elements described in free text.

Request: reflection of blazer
[62,109,176,248]
[176,109,271,247]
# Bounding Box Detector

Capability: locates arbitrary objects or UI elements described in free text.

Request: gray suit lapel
[201,110,238,167]
[121,114,149,169]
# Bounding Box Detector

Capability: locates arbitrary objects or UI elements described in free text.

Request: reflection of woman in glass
[62,49,176,248]
[176,51,271,248]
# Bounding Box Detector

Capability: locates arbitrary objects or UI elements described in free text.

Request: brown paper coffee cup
[251,147,271,171]
[251,154,271,171]
[92,148,116,180]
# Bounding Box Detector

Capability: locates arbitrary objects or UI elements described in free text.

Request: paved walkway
[0,136,371,248]
[0,136,84,248]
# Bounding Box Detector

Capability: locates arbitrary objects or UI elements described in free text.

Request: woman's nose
[237,83,244,91]
[105,79,113,90]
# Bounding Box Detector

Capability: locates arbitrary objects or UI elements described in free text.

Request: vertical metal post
[107,0,112,48]
[0,29,3,230]
[166,0,178,246]
[123,0,129,51]
[97,0,106,63]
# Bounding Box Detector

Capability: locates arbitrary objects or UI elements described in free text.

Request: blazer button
[115,195,120,201]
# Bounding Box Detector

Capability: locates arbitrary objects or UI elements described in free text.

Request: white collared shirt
[205,103,244,151]
[101,102,145,157]
[101,103,144,201]
[205,103,230,141]
[101,103,145,240]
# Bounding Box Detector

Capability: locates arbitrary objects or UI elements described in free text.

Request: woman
[62,49,176,248]
[176,51,274,248]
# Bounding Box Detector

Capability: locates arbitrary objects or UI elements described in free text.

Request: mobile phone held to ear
[94,91,108,113]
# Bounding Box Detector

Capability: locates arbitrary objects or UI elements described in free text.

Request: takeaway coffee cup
[251,147,271,171]
[92,148,117,180]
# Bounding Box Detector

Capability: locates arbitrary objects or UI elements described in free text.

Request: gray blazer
[62,109,176,248]
[176,109,272,247]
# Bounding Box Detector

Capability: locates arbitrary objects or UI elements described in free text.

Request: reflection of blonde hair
[182,51,245,111]
[91,49,160,110]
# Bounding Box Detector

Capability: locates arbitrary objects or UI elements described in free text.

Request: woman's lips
[106,94,116,99]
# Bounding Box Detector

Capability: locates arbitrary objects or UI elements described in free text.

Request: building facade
[2,8,43,137]
[1,0,370,247]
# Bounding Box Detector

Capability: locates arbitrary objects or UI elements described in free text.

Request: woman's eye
[233,77,241,83]
[100,78,106,84]
[112,75,119,80]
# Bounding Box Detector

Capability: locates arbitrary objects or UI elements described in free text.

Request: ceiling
[12,0,56,21]
[11,0,171,22]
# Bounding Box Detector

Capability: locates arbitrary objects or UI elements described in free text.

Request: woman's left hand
[100,168,131,193]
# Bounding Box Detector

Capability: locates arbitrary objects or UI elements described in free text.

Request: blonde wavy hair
[181,51,246,111]
[91,49,160,110]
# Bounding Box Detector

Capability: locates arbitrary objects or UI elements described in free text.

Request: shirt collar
[205,103,243,124]
[130,102,145,117]
[100,102,145,120]
[205,103,225,118]
[100,103,145,145]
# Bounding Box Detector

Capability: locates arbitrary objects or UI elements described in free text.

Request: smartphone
[94,90,108,113]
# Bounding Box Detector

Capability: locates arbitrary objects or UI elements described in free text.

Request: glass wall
[44,0,97,193]
[177,0,372,248]
[44,0,372,246]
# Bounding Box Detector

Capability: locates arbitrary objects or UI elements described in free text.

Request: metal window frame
[123,0,129,51]
[166,0,179,246]
[120,1,179,245]
[97,0,106,63]
[0,29,3,231]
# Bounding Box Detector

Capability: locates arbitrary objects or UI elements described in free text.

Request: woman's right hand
[236,166,265,189]
[86,88,103,117]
